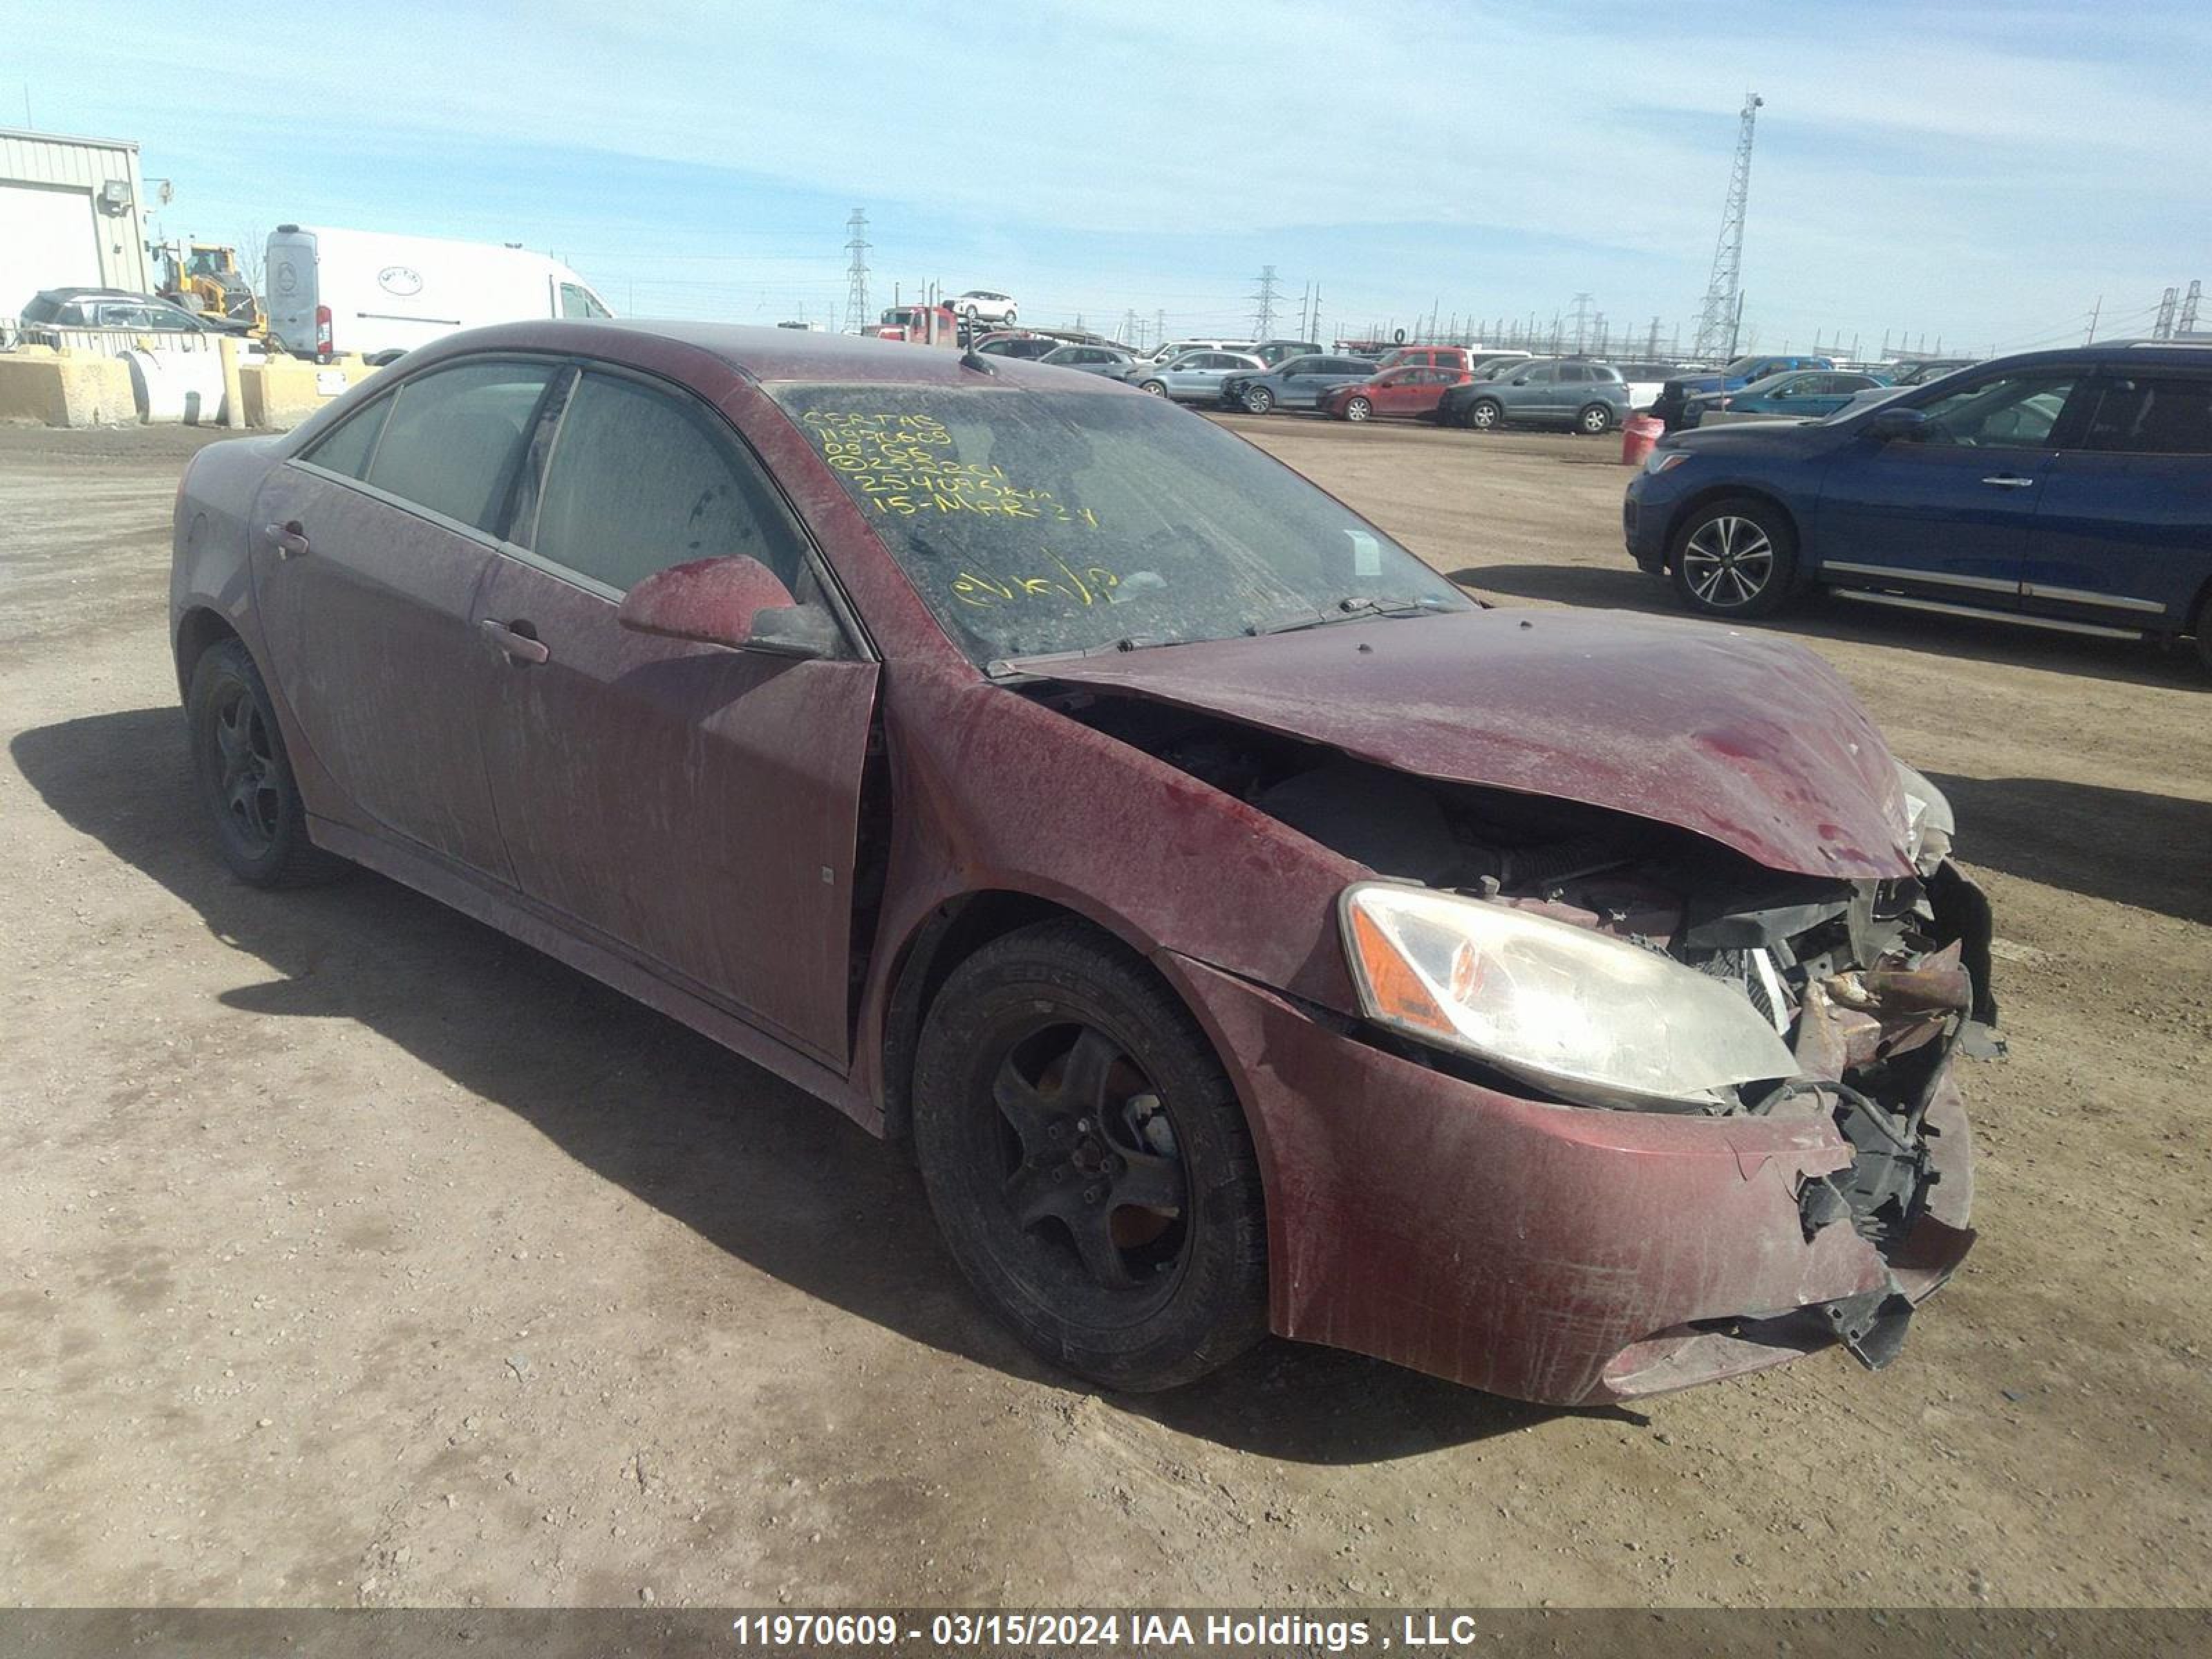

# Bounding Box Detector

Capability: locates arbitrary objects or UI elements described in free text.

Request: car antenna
[959,348,996,375]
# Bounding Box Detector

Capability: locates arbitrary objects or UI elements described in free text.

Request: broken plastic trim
[1819,1284,1915,1369]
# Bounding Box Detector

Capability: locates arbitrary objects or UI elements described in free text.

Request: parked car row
[1624,340,2212,672]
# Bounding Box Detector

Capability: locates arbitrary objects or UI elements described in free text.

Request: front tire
[1138,379,1167,397]
[1669,496,1798,619]
[912,921,1268,1393]
[1342,395,1372,422]
[186,637,342,886]
[1465,397,1501,431]
[1577,402,1615,435]
[1243,386,1275,414]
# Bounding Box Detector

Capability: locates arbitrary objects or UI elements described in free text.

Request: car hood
[1029,608,1913,879]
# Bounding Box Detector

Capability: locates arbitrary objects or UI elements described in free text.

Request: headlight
[1642,449,1690,475]
[1894,761,1955,877]
[1340,882,1800,1112]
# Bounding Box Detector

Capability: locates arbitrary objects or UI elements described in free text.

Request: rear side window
[302,398,394,480]
[528,370,809,594]
[364,361,556,532]
[2080,376,2212,456]
[22,294,61,323]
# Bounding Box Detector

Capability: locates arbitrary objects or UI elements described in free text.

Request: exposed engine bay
[1031,684,1999,1367]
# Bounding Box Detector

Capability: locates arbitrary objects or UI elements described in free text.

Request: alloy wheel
[210,680,283,850]
[984,1021,1190,1299]
[1680,515,1776,610]
[1345,397,1371,422]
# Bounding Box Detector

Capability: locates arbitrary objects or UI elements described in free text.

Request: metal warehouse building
[1,127,154,321]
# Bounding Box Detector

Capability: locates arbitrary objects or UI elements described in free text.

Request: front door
[1812,366,2086,598]
[250,357,560,878]
[472,366,879,1065]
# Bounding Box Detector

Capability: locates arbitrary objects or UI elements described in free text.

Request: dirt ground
[1,414,2206,1613]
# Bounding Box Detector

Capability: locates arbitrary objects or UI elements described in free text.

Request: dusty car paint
[171,321,1985,1405]
[1021,607,1916,881]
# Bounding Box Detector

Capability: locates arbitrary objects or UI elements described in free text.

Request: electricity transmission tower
[1121,308,1139,347]
[1250,265,1281,338]
[1568,292,1594,351]
[842,209,871,335]
[2153,286,2180,339]
[2177,280,2202,336]
[1691,93,1763,360]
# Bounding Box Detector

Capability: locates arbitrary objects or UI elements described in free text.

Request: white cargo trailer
[263,225,613,359]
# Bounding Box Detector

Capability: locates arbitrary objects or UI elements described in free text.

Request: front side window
[1915,371,2078,449]
[528,370,810,595]
[2079,375,2212,456]
[771,383,1470,667]
[558,283,610,319]
[364,360,556,532]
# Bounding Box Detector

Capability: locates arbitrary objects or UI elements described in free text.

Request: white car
[953,290,1018,326]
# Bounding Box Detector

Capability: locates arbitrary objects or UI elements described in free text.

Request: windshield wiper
[1249,596,1450,636]
[988,635,1177,677]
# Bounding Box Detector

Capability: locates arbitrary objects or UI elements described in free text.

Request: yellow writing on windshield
[800,410,1101,528]
[952,550,1121,609]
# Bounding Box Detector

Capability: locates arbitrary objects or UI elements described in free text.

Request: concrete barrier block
[239,355,382,430]
[0,349,139,427]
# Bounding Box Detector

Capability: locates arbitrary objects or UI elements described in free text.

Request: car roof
[413,319,1152,391]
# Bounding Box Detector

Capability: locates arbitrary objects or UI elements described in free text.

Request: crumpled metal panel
[1163,953,1974,1406]
[1031,607,1916,881]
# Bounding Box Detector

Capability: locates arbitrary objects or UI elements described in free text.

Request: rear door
[471,365,879,1065]
[250,357,559,878]
[2018,367,2212,633]
[263,229,318,357]
[1812,365,2086,600]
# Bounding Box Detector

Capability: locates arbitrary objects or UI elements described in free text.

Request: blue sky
[15,0,2209,352]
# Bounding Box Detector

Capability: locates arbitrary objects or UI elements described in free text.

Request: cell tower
[843,208,871,335]
[1691,93,1763,360]
[2181,279,2204,336]
[1250,265,1281,338]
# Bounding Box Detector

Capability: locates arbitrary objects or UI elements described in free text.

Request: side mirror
[1863,405,1929,441]
[617,556,833,659]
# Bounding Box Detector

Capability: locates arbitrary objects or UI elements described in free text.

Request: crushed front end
[1056,683,1996,1403]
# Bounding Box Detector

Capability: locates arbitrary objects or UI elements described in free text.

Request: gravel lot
[3,415,2206,1611]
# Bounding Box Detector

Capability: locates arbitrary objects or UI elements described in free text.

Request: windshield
[771,383,1470,667]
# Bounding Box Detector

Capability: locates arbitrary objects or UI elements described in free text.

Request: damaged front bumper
[1161,951,1976,1407]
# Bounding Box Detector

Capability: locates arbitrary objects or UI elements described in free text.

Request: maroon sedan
[169,322,1989,1403]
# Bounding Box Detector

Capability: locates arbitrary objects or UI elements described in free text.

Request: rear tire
[912,921,1268,1393]
[186,637,344,887]
[1668,496,1798,619]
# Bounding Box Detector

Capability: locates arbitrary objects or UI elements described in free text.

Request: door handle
[263,521,310,559]
[479,618,550,665]
[1980,475,2036,489]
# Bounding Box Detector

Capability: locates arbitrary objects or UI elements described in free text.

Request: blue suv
[1622,342,2212,671]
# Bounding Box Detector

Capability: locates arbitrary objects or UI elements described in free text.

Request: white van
[263,225,614,360]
